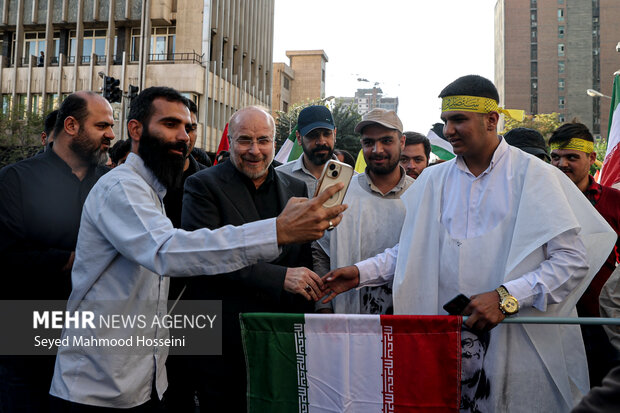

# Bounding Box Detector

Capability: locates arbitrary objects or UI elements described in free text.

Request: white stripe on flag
[275,139,294,164]
[305,314,383,413]
[427,129,454,155]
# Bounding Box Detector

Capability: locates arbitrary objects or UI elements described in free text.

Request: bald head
[228,106,275,139]
[53,91,109,138]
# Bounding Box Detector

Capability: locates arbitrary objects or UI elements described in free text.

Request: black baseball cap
[297,105,335,137]
[504,128,550,161]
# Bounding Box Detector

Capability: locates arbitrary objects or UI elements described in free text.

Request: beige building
[272,49,327,113]
[0,0,275,152]
[495,0,620,138]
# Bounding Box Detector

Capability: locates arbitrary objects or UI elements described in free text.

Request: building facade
[337,87,399,115]
[0,0,274,151]
[495,0,620,138]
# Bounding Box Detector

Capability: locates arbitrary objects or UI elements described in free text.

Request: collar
[584,175,602,199]
[237,163,276,191]
[124,152,167,199]
[455,136,508,177]
[362,165,409,196]
[292,154,338,177]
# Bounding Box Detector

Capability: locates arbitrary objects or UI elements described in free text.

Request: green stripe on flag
[431,144,456,160]
[241,313,306,413]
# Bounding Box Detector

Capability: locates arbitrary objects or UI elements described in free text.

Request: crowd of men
[0,74,618,412]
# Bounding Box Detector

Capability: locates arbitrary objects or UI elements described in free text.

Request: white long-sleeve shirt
[51,153,280,408]
[356,138,588,311]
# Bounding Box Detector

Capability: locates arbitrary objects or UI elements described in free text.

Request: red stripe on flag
[380,315,462,412]
[214,123,229,165]
[601,144,620,187]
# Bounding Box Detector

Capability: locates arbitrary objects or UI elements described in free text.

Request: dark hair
[53,92,97,137]
[549,122,594,149]
[191,147,212,167]
[438,74,499,102]
[44,110,59,137]
[109,139,132,165]
[403,131,431,159]
[334,149,356,169]
[186,98,198,119]
[127,87,188,140]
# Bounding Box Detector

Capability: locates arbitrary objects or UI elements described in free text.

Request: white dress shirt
[356,138,588,311]
[50,153,280,408]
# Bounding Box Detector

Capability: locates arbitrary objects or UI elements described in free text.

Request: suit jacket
[181,159,313,313]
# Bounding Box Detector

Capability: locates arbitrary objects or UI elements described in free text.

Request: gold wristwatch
[496,285,519,315]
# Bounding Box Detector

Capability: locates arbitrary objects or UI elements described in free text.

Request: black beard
[138,127,187,189]
[69,128,108,166]
[302,143,334,166]
[367,155,400,175]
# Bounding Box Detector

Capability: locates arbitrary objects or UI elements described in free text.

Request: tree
[0,108,46,168]
[501,112,562,140]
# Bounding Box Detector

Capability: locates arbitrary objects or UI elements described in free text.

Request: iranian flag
[601,74,620,188]
[241,313,462,412]
[275,125,303,164]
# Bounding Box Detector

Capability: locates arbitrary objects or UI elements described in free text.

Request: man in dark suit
[179,106,322,412]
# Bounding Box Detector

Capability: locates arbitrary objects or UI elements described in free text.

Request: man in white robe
[314,109,414,314]
[322,75,617,412]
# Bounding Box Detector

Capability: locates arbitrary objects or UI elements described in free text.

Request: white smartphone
[313,159,354,208]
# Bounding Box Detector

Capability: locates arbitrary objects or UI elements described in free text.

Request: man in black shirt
[177,106,321,412]
[0,91,114,412]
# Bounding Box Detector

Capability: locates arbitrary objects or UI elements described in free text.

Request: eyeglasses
[234,137,273,148]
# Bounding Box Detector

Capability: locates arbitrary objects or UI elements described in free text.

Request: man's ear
[487,112,499,131]
[127,119,143,143]
[399,132,405,150]
[295,130,302,146]
[589,151,597,166]
[333,127,337,142]
[64,116,79,137]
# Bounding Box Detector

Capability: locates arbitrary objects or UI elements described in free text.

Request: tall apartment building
[0,0,274,151]
[337,87,399,115]
[272,49,327,114]
[495,0,620,138]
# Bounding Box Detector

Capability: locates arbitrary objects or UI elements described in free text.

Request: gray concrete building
[0,0,275,151]
[338,87,399,115]
[495,0,620,138]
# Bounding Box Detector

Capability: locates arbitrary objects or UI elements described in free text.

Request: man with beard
[321,75,616,411]
[277,105,337,196]
[49,88,346,410]
[400,131,430,179]
[314,108,413,314]
[179,106,319,411]
[163,99,207,228]
[549,122,620,386]
[0,91,113,412]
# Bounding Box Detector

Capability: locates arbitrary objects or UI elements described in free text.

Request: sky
[273,0,497,134]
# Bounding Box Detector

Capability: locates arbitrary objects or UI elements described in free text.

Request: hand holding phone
[443,293,471,315]
[314,160,354,208]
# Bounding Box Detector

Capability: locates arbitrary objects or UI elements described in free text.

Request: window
[150,26,176,60]
[2,95,11,114]
[322,69,325,82]
[559,96,565,109]
[46,94,59,112]
[558,26,565,38]
[558,78,565,90]
[131,27,141,61]
[558,61,565,73]
[283,77,289,90]
[531,28,537,40]
[531,61,537,77]
[558,8,564,22]
[559,114,565,122]
[282,101,288,112]
[531,44,537,60]
[70,30,106,63]
[558,44,565,57]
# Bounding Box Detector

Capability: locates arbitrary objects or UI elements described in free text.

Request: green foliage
[501,112,562,140]
[0,109,46,168]
[274,99,362,156]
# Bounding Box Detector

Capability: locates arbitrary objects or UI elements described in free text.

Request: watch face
[502,297,519,314]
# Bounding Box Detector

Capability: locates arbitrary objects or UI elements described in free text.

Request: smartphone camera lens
[329,163,336,170]
[331,171,339,177]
